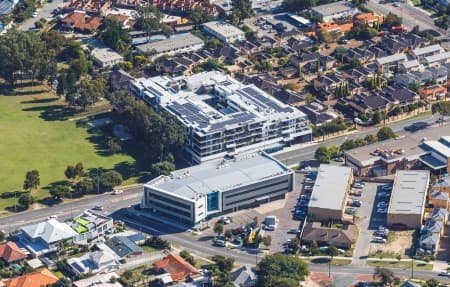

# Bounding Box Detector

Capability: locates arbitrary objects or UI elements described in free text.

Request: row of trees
[311,117,349,138]
[0,30,57,85]
[315,127,397,162]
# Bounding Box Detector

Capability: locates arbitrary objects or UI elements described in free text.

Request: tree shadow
[43,180,71,190]
[14,89,50,96]
[20,98,59,104]
[21,104,77,121]
[38,197,61,207]
[5,205,27,213]
[198,235,214,242]
[0,191,27,199]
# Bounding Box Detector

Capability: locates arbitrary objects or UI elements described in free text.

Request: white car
[112,189,123,195]
[393,2,400,6]
[377,208,387,213]
[438,271,450,277]
[381,185,392,191]
[48,215,57,219]
[219,217,232,224]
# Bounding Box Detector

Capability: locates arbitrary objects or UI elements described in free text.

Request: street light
[92,168,102,194]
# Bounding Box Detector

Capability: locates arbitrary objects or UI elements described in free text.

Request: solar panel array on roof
[209,111,255,131]
[169,102,209,128]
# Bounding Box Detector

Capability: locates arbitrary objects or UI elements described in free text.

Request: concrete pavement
[20,0,65,31]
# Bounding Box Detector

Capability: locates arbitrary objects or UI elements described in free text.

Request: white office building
[203,21,245,43]
[142,152,294,225]
[130,71,311,163]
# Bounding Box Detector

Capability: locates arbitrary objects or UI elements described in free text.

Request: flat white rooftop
[377,54,407,65]
[146,152,291,200]
[388,170,429,215]
[412,44,442,57]
[309,165,352,210]
[203,21,244,38]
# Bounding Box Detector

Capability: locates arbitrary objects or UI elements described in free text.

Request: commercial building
[131,71,311,163]
[311,1,357,22]
[308,165,353,222]
[301,222,357,249]
[387,170,429,229]
[142,152,294,225]
[135,33,204,59]
[344,125,450,176]
[91,47,124,67]
[203,21,245,43]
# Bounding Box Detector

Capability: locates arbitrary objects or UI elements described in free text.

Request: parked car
[355,181,366,187]
[404,121,428,132]
[373,237,386,243]
[393,2,400,6]
[112,189,123,195]
[378,191,390,197]
[377,208,387,213]
[334,157,344,162]
[219,217,232,224]
[438,271,450,277]
[288,229,300,234]
[381,185,392,191]
[48,215,57,219]
[351,200,362,207]
[350,190,362,196]
[352,183,364,189]
[93,205,103,211]
[214,238,227,247]
[346,208,356,215]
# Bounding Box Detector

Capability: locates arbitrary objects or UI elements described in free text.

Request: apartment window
[149,193,191,210]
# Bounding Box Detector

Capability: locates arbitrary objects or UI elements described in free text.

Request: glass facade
[207,191,219,211]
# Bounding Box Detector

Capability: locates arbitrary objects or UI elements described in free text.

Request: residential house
[318,22,353,36]
[368,45,388,58]
[411,44,443,63]
[73,272,122,287]
[343,48,375,64]
[422,219,444,236]
[299,102,338,125]
[285,37,314,52]
[71,210,114,242]
[399,60,421,73]
[401,281,422,287]
[395,70,434,87]
[382,87,419,106]
[0,242,27,265]
[60,11,103,33]
[379,37,409,55]
[105,236,143,258]
[354,12,384,27]
[424,51,450,67]
[214,44,246,66]
[19,218,77,257]
[376,53,407,74]
[235,40,260,55]
[2,269,59,287]
[153,253,202,284]
[273,89,306,107]
[252,51,277,66]
[431,208,448,224]
[349,93,391,114]
[152,0,219,16]
[278,66,298,79]
[341,67,375,85]
[313,74,347,99]
[402,32,430,48]
[109,69,135,90]
[432,177,450,193]
[106,14,134,30]
[155,57,195,76]
[253,36,276,49]
[419,218,443,255]
[301,222,357,249]
[429,190,449,209]
[418,84,447,103]
[67,244,120,275]
[238,60,256,74]
[428,66,448,83]
[232,265,257,287]
[66,0,110,15]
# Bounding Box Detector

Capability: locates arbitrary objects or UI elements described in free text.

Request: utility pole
[411,257,414,279]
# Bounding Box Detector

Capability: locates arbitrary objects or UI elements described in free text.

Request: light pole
[92,168,102,194]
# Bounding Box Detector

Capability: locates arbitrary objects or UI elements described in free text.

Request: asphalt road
[20,0,65,31]
[367,0,443,34]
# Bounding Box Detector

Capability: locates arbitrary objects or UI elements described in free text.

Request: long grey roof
[146,152,291,200]
[309,165,352,210]
[311,1,355,16]
[136,33,203,55]
[388,170,429,215]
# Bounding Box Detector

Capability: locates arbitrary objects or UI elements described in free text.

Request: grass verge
[367,260,433,271]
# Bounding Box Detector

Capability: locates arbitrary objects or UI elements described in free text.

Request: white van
[264,216,277,231]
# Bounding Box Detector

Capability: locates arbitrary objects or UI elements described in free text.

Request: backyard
[0,85,147,213]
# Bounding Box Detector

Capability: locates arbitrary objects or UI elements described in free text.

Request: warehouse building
[131,71,311,163]
[141,152,294,226]
[308,165,353,222]
[135,33,204,59]
[311,1,357,22]
[387,170,429,229]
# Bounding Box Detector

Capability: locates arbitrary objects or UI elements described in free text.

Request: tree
[211,255,234,272]
[314,146,331,163]
[377,127,396,141]
[382,13,402,28]
[65,165,77,181]
[98,17,131,51]
[329,145,340,159]
[425,279,439,287]
[375,267,394,287]
[18,194,35,208]
[327,245,339,277]
[435,15,450,29]
[214,222,224,236]
[149,278,165,287]
[23,170,40,192]
[190,7,213,28]
[179,250,196,266]
[364,134,378,144]
[50,185,71,200]
[224,229,233,240]
[135,6,163,38]
[432,102,450,116]
[99,171,123,190]
[74,162,84,177]
[318,29,331,43]
[282,0,316,12]
[258,253,309,285]
[66,77,106,110]
[75,179,95,195]
[230,0,253,23]
[262,235,272,248]
[151,161,175,176]
[0,231,5,242]
[288,238,300,254]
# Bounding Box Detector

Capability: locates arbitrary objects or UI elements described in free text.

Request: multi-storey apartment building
[131,71,311,163]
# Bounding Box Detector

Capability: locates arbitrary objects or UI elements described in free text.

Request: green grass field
[0,85,145,213]
[367,260,433,271]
